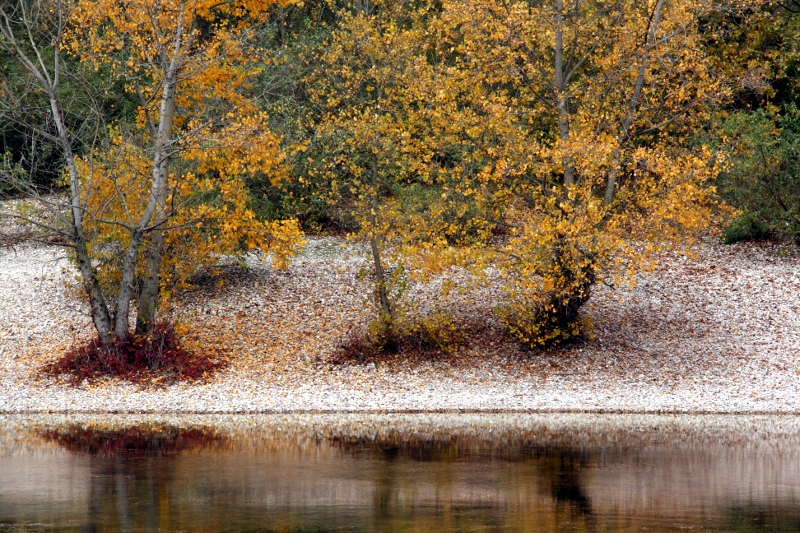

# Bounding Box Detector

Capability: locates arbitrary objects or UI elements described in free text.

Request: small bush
[41,322,226,386]
[331,308,463,364]
[401,309,462,354]
[721,213,774,244]
[715,105,800,244]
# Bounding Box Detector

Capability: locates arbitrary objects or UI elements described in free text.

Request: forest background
[0,0,799,377]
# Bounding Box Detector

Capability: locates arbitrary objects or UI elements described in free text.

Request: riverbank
[1,235,799,414]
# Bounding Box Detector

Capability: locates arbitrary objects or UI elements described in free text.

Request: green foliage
[401,308,462,354]
[715,105,800,244]
[0,36,136,192]
[242,9,339,230]
[721,213,773,244]
[700,2,800,110]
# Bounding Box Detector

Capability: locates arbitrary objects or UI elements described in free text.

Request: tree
[421,0,737,346]
[0,0,302,347]
[302,1,438,344]
[300,0,513,346]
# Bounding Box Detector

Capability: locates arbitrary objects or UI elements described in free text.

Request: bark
[603,0,665,206]
[370,236,392,320]
[554,0,575,187]
[545,254,594,335]
[135,230,165,335]
[74,240,115,345]
[369,159,392,322]
[50,96,116,345]
[112,228,144,341]
[133,16,182,336]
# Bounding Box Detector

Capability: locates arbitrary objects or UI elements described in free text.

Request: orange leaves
[62,0,303,314]
[66,0,276,124]
[402,0,733,346]
[265,218,305,270]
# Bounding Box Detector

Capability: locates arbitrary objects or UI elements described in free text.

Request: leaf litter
[1,236,799,413]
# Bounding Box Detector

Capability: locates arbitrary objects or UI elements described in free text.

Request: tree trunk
[74,241,115,345]
[136,228,165,335]
[369,158,392,322]
[134,48,179,335]
[554,0,575,187]
[49,95,116,345]
[370,236,392,320]
[539,255,595,341]
[112,228,144,342]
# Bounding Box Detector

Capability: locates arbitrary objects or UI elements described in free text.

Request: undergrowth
[331,310,465,364]
[40,322,227,386]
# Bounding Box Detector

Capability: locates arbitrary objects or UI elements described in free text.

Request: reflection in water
[1,414,800,532]
[533,448,593,518]
[35,425,226,533]
[331,434,596,523]
[39,424,227,458]
[726,505,800,532]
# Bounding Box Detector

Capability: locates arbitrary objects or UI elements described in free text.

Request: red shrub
[41,322,226,386]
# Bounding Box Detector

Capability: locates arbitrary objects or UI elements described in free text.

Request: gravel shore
[1,234,799,414]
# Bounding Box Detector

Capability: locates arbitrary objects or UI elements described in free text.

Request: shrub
[332,308,463,364]
[41,322,226,385]
[716,105,800,244]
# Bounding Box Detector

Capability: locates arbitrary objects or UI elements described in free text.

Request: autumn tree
[0,0,302,348]
[298,0,510,348]
[302,1,437,344]
[413,0,744,346]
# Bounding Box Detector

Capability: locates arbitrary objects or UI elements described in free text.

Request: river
[2,413,799,532]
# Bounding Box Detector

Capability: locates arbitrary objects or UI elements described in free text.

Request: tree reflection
[39,424,226,532]
[531,447,593,515]
[329,433,597,530]
[726,504,800,532]
[39,424,225,458]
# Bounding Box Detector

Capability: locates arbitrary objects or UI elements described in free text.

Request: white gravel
[0,233,799,414]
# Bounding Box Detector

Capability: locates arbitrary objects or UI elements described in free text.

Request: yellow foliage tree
[65,0,305,341]
[426,0,733,346]
[303,0,519,345]
[303,1,438,344]
[1,0,303,346]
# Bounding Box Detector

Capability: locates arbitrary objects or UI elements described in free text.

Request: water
[2,413,800,532]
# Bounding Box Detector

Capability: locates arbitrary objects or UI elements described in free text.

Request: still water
[2,413,800,532]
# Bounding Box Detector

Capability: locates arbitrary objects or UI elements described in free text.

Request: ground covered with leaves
[1,235,799,413]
